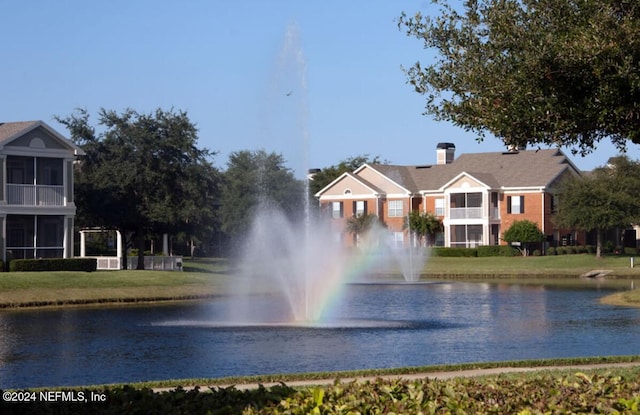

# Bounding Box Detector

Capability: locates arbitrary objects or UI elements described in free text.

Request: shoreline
[0,275,638,310]
[0,294,220,311]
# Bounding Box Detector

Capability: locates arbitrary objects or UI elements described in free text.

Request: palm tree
[404,211,443,247]
[345,213,381,247]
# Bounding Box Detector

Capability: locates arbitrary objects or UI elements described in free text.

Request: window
[388,200,403,217]
[331,201,343,218]
[353,200,367,216]
[7,157,33,184]
[390,232,404,248]
[435,198,444,216]
[38,158,63,186]
[450,224,484,248]
[507,196,525,214]
[6,215,64,259]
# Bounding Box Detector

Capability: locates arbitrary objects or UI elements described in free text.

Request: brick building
[315,144,583,250]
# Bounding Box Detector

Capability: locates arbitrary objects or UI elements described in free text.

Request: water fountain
[218,23,429,326]
[229,203,349,323]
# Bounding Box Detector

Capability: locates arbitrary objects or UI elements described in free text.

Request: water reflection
[0,281,638,388]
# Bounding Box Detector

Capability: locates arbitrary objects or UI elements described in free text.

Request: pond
[0,280,639,388]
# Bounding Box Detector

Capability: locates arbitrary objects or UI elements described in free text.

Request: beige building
[315,143,583,249]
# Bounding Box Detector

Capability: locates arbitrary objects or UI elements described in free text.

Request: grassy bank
[411,253,640,278]
[0,258,231,308]
[0,255,638,309]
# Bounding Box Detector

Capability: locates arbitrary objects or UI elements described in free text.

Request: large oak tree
[399,0,640,154]
[553,156,640,257]
[57,108,221,268]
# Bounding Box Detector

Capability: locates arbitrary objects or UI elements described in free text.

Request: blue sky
[1,1,635,177]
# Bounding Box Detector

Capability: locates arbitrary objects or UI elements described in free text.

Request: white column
[116,230,123,259]
[80,230,86,257]
[162,233,169,256]
[64,216,74,258]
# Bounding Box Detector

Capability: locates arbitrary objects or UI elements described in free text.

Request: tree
[404,211,443,247]
[345,213,381,247]
[399,0,640,154]
[220,150,304,249]
[56,108,221,268]
[502,220,544,256]
[554,156,640,257]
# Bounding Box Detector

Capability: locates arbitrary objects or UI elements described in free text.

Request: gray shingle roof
[369,149,580,193]
[0,121,39,143]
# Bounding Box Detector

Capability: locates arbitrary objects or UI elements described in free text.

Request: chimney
[307,168,321,181]
[436,142,455,165]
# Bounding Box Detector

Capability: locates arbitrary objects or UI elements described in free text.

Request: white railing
[83,256,183,271]
[129,256,183,271]
[7,184,65,206]
[449,207,483,219]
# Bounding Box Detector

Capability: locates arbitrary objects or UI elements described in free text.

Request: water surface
[0,281,638,388]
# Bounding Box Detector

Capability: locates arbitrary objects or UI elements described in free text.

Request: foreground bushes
[2,370,639,414]
[9,258,97,272]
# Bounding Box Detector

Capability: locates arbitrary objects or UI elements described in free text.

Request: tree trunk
[596,228,603,258]
[120,230,128,270]
[136,232,145,270]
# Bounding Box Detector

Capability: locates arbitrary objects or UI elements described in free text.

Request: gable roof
[313,171,382,198]
[374,149,581,193]
[353,163,414,195]
[439,171,499,190]
[0,120,85,155]
[358,164,416,191]
[315,148,583,199]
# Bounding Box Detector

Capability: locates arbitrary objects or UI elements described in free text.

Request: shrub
[566,246,577,255]
[477,246,501,257]
[604,241,615,253]
[500,246,521,256]
[547,246,556,255]
[10,258,97,272]
[532,249,541,256]
[431,247,478,257]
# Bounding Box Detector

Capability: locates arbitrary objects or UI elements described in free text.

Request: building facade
[0,121,83,261]
[315,144,582,250]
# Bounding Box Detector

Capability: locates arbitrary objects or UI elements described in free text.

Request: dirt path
[155,362,640,392]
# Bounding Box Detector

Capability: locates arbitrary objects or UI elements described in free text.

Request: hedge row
[9,258,97,272]
[431,246,520,257]
[2,370,640,414]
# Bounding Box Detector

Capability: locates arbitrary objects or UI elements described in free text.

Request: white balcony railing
[449,207,483,219]
[7,184,65,206]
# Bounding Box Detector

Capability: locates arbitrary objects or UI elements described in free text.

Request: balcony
[7,184,65,206]
[450,207,483,219]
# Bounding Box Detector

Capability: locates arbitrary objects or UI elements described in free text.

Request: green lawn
[418,254,640,277]
[0,255,638,308]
